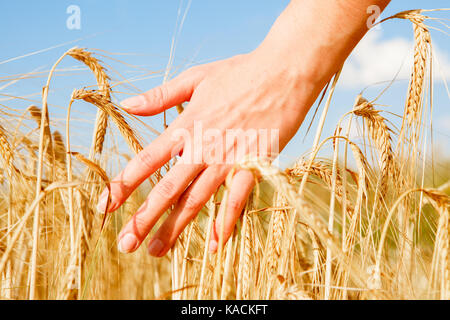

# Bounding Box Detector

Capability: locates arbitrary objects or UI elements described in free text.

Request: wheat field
[0,9,449,300]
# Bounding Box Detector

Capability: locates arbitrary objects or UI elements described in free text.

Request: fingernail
[148,239,164,257]
[209,240,218,253]
[121,95,145,110]
[118,234,138,253]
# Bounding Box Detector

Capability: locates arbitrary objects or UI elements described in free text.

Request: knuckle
[185,65,202,76]
[132,214,151,237]
[153,179,177,202]
[182,193,202,211]
[136,150,154,171]
[152,85,168,107]
[109,181,130,203]
[228,197,244,212]
[183,64,209,81]
[155,226,172,242]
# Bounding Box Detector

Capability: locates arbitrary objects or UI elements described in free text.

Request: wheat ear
[67,48,111,154]
[353,97,395,197]
[72,89,143,155]
[405,16,430,127]
[386,11,431,128]
[287,159,355,214]
[0,124,13,167]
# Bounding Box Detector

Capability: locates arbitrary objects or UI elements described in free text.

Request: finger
[117,161,204,253]
[147,165,229,257]
[120,67,204,116]
[96,124,185,213]
[210,169,255,253]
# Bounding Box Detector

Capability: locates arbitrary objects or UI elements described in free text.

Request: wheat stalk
[423,189,449,300]
[1,9,449,300]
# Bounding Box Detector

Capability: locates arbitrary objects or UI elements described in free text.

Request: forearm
[255,0,390,88]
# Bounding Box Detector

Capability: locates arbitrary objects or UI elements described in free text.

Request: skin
[97,0,390,257]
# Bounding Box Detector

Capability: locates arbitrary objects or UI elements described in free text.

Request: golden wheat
[72,89,143,155]
[0,9,449,301]
[352,97,396,197]
[67,48,111,155]
[0,124,12,166]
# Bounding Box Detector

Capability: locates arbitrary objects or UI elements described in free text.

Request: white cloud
[340,29,450,88]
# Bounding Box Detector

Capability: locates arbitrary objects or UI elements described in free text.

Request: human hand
[96,0,390,257]
[97,50,317,256]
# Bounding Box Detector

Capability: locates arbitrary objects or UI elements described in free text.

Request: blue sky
[0,1,449,168]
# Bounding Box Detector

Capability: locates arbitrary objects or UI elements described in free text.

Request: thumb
[121,66,204,116]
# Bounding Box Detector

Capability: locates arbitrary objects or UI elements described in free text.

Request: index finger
[97,127,182,213]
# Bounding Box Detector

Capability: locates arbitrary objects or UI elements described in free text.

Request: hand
[96,0,390,257]
[97,50,317,256]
